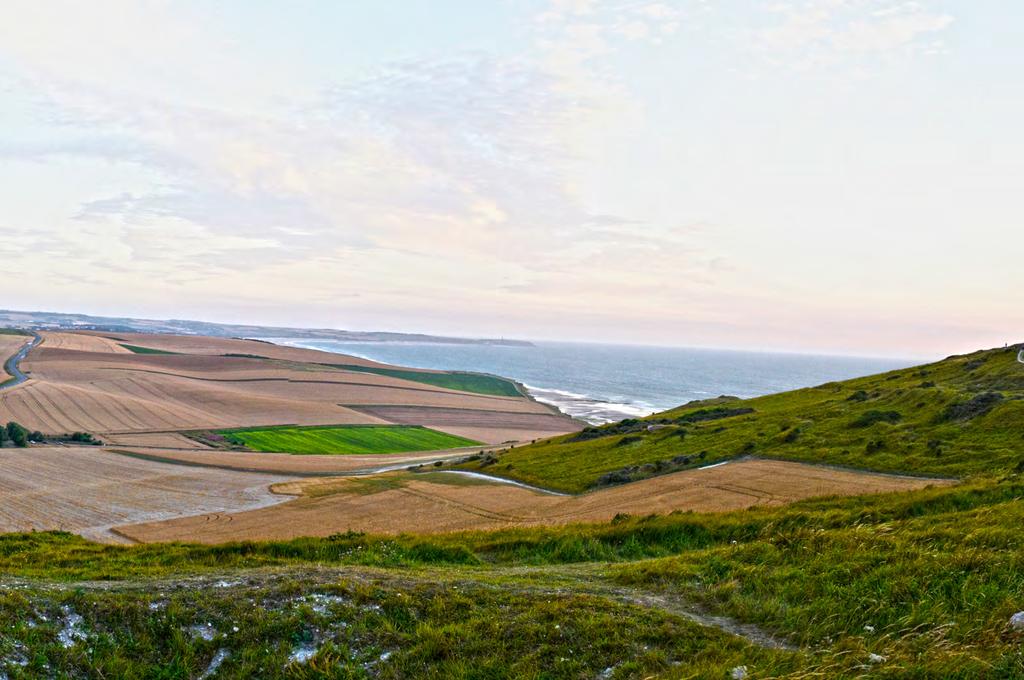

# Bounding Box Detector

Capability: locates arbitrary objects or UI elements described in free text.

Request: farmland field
[330,363,522,396]
[0,336,1020,677]
[222,424,481,455]
[0,331,576,444]
[0,447,289,543]
[118,458,948,543]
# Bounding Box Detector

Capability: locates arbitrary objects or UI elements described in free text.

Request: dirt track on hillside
[116,459,951,543]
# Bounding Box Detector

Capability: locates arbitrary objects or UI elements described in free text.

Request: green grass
[220,424,481,455]
[1,477,1024,675]
[326,364,522,397]
[1,343,1022,676]
[0,327,31,336]
[0,476,1011,580]
[118,343,180,355]
[0,568,800,679]
[453,344,1024,492]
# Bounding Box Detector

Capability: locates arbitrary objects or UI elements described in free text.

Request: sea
[265,339,914,425]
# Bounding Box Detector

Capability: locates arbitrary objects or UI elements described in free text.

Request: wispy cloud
[753,0,954,66]
[6,1,1012,357]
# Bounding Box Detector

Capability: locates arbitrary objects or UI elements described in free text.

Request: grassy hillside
[1,344,1022,677]
[220,424,481,455]
[2,476,1024,677]
[452,344,1024,492]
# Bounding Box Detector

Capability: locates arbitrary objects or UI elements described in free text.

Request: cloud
[4,47,614,268]
[754,0,954,65]
[0,0,732,341]
[533,0,687,69]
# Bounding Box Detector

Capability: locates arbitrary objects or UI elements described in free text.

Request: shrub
[5,422,28,447]
[963,357,987,371]
[852,410,902,427]
[942,392,1004,422]
[865,439,886,454]
[674,407,754,425]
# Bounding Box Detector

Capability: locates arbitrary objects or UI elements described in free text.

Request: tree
[6,422,28,447]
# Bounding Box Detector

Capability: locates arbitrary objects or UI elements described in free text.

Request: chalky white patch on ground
[288,644,318,665]
[190,623,216,641]
[199,649,230,679]
[57,607,86,648]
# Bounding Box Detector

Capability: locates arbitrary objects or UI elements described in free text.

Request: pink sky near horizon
[0,1,1021,359]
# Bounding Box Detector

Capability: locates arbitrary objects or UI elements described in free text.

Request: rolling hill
[451,343,1024,492]
[1,343,1022,678]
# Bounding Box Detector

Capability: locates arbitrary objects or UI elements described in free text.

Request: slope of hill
[451,344,1024,492]
[1,344,1022,677]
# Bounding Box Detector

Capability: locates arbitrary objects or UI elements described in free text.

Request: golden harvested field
[0,447,291,543]
[108,446,486,475]
[103,432,215,449]
[116,458,951,543]
[346,405,576,443]
[0,332,577,444]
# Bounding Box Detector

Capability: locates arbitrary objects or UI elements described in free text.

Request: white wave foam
[525,384,655,424]
[521,384,591,400]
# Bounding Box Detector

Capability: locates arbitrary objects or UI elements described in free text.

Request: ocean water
[269,339,914,424]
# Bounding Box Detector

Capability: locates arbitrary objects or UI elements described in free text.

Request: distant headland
[0,309,534,347]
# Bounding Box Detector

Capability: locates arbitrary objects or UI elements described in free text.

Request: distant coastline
[0,309,533,348]
[272,338,914,425]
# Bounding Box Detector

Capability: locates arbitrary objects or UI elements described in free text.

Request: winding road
[1,332,41,389]
[1018,348,1024,365]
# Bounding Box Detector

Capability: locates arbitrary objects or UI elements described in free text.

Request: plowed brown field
[0,332,578,444]
[0,447,290,543]
[116,459,951,543]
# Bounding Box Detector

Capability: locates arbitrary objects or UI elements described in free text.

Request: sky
[0,1,1020,358]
